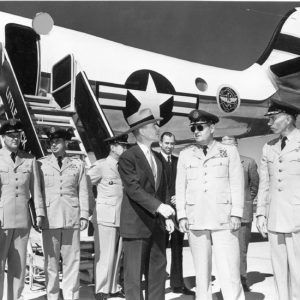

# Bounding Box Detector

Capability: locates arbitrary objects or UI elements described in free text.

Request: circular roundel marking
[217,86,240,113]
[124,70,175,126]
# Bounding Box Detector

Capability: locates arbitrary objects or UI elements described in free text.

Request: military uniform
[38,154,89,300]
[88,155,124,296]
[176,110,245,300]
[257,129,300,300]
[0,119,44,300]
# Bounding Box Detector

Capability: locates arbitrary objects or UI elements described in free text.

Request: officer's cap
[45,127,73,141]
[104,133,129,145]
[0,119,23,135]
[264,99,300,117]
[188,109,219,125]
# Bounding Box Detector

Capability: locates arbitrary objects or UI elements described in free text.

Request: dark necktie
[202,145,208,156]
[167,155,171,164]
[10,152,16,163]
[57,156,63,168]
[281,136,287,151]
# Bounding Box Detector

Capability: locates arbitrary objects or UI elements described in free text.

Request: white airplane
[0,8,299,157]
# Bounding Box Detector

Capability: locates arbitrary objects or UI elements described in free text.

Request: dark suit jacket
[240,155,259,222]
[156,153,178,198]
[118,144,169,238]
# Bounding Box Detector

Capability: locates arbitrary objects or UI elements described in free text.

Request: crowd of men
[0,98,299,300]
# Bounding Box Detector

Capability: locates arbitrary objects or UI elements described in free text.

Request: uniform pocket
[0,166,9,185]
[44,171,55,187]
[216,193,231,224]
[186,163,198,180]
[97,203,116,223]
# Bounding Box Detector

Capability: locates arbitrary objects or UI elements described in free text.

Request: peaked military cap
[104,133,129,145]
[45,127,73,141]
[264,99,300,117]
[188,109,219,125]
[0,119,23,135]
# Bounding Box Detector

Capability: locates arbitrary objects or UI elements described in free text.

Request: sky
[0,1,299,163]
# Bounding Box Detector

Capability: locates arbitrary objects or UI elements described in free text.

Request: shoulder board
[182,144,196,152]
[267,137,280,146]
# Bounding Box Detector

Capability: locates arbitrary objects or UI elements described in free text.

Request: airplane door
[5,23,40,96]
[51,54,75,110]
[74,70,113,160]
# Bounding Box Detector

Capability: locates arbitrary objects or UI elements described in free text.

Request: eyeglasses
[190,124,207,133]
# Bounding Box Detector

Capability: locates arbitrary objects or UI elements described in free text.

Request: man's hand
[166,219,175,234]
[80,218,88,231]
[256,215,268,238]
[230,216,241,231]
[170,195,176,206]
[36,216,44,231]
[179,218,189,233]
[157,203,175,218]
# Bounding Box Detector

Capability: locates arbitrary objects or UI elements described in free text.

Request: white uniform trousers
[269,231,300,300]
[188,229,245,300]
[0,228,29,300]
[42,228,80,300]
[94,224,122,294]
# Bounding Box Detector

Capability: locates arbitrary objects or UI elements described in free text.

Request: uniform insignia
[109,181,114,185]
[192,110,200,121]
[50,126,56,133]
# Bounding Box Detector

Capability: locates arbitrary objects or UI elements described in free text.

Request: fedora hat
[125,108,162,133]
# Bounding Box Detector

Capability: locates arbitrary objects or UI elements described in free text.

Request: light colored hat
[125,108,162,133]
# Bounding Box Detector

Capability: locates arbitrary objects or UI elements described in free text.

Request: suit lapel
[153,153,162,191]
[61,157,71,172]
[14,154,26,169]
[49,154,61,171]
[280,130,300,156]
[135,146,156,188]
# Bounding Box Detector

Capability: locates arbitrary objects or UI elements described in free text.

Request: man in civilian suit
[222,136,259,292]
[118,108,175,300]
[257,100,300,300]
[156,132,195,296]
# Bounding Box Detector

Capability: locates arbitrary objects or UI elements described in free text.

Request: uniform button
[60,187,62,190]
[279,160,282,163]
[16,186,18,189]
[15,178,18,181]
[278,188,282,192]
[279,169,282,172]
[204,172,207,176]
[60,194,63,197]
[204,189,207,192]
[16,194,18,197]
[278,179,282,182]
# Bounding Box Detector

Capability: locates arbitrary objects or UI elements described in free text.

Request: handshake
[156,203,175,218]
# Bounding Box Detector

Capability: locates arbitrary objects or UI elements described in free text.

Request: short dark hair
[160,132,175,142]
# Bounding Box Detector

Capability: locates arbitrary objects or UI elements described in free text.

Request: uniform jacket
[257,128,300,233]
[0,148,44,229]
[88,155,123,227]
[37,154,89,229]
[240,155,259,222]
[176,141,244,230]
[118,144,168,238]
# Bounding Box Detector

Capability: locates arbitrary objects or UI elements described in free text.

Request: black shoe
[109,290,125,298]
[95,293,109,300]
[172,286,195,295]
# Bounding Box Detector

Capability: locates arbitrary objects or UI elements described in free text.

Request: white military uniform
[88,155,123,295]
[0,148,44,300]
[38,154,89,300]
[176,141,245,300]
[257,128,300,300]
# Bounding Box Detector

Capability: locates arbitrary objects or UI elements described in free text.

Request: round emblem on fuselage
[217,86,240,113]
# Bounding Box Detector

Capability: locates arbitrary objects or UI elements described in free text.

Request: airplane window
[195,78,208,92]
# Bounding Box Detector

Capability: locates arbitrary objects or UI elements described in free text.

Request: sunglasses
[190,124,207,133]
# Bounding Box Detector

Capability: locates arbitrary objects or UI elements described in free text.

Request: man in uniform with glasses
[257,100,300,300]
[0,119,44,300]
[176,109,245,300]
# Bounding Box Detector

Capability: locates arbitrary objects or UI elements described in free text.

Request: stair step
[32,114,72,124]
[26,102,59,109]
[28,107,75,116]
[24,94,52,104]
[34,120,74,128]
